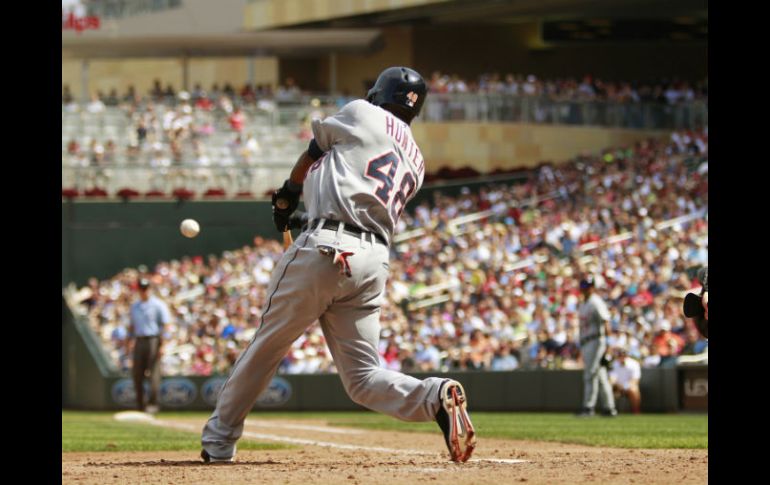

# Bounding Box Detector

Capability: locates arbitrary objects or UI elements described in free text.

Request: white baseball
[180,219,200,238]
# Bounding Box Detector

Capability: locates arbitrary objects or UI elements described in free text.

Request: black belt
[306,219,388,246]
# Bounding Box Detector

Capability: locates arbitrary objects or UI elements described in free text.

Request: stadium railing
[62,93,708,130]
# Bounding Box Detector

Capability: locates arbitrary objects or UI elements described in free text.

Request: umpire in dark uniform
[129,278,171,413]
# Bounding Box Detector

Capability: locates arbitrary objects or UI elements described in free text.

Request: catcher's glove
[272,179,302,232]
[600,352,613,369]
[683,292,708,339]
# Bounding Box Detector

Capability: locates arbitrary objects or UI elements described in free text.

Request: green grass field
[63,411,707,452]
[61,411,293,452]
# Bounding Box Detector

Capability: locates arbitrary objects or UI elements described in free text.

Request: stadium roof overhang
[61,29,384,58]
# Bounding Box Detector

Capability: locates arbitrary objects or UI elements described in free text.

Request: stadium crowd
[76,130,708,377]
[62,73,707,196]
[426,72,707,102]
[63,73,707,107]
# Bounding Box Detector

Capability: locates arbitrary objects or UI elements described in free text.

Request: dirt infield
[62,417,708,485]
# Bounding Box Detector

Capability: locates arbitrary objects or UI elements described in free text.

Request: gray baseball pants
[132,336,161,411]
[581,338,615,411]
[202,221,445,459]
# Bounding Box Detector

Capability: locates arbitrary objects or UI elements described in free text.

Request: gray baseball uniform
[579,293,615,412]
[201,99,444,460]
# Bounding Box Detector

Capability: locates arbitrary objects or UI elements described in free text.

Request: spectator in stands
[642,345,662,368]
[104,139,117,164]
[78,131,707,376]
[609,347,642,414]
[67,138,80,156]
[652,320,685,367]
[680,326,708,356]
[123,85,137,103]
[105,88,119,106]
[491,343,519,371]
[63,84,74,104]
[228,106,246,133]
[195,91,214,111]
[151,79,164,100]
[86,93,105,114]
[136,119,148,144]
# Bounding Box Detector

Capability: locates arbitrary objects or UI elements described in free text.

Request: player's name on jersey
[385,115,424,175]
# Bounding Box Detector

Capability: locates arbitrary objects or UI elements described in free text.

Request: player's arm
[127,307,136,353]
[273,101,357,231]
[272,143,324,232]
[289,149,317,185]
[595,302,611,338]
[158,302,172,351]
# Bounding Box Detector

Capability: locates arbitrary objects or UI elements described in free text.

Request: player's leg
[594,342,616,415]
[317,234,475,461]
[581,340,601,412]
[627,385,642,414]
[320,303,445,421]
[147,337,162,409]
[132,339,149,411]
[320,297,476,462]
[596,365,616,415]
[201,233,334,460]
[317,234,443,421]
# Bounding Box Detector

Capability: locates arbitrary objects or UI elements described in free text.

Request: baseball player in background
[576,276,618,417]
[201,67,476,463]
[129,278,171,414]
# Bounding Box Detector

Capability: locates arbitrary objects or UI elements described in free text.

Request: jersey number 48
[365,151,416,222]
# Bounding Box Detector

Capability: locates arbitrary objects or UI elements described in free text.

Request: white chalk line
[140,417,529,465]
[244,419,365,435]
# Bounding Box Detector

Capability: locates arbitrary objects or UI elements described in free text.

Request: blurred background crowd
[62,72,707,198]
[75,129,708,377]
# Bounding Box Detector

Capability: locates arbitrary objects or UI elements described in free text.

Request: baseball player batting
[200,67,476,463]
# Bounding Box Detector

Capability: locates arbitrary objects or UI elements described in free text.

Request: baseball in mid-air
[180,218,200,238]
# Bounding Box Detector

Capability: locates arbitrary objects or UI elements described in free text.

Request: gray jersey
[304,99,426,246]
[578,294,611,340]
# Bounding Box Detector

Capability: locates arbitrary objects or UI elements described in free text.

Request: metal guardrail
[62,286,119,376]
[62,162,294,197]
[82,0,183,20]
[422,94,708,130]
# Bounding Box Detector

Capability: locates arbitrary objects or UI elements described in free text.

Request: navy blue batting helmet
[366,66,427,124]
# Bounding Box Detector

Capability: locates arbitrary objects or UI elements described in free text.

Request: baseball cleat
[435,380,476,463]
[201,448,235,464]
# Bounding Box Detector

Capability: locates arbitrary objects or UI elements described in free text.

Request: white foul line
[145,417,528,465]
[244,419,365,435]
